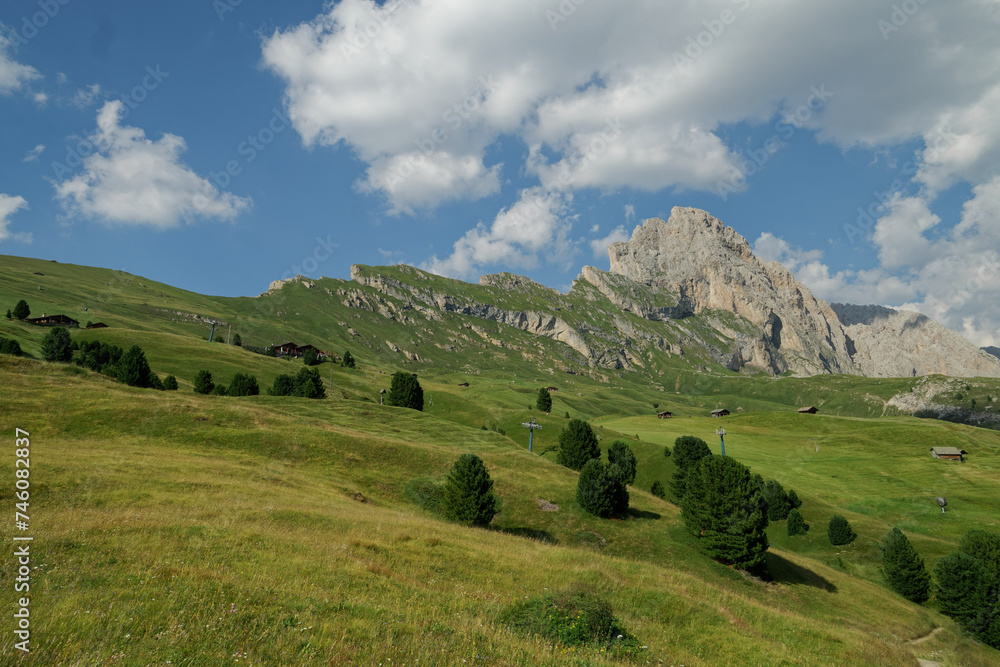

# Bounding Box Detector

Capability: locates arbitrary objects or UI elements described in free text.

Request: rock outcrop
[606,207,1000,378]
[832,304,1000,378]
[608,208,855,375]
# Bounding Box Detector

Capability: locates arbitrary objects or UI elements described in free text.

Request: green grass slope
[2,356,997,666]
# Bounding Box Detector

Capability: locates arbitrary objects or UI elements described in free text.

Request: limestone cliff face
[606,207,1000,378]
[608,208,855,375]
[832,304,1000,378]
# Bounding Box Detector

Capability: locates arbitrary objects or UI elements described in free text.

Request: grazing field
[2,255,1000,664]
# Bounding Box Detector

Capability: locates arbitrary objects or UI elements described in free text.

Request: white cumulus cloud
[0,34,40,95]
[0,194,32,244]
[423,187,574,279]
[54,101,251,228]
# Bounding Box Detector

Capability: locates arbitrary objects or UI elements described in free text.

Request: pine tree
[228,372,260,396]
[12,300,29,320]
[441,454,499,527]
[0,337,22,356]
[556,419,600,471]
[302,347,320,366]
[149,373,164,390]
[881,527,931,603]
[268,374,295,396]
[117,345,152,387]
[232,333,242,347]
[934,551,998,637]
[211,384,228,396]
[827,515,857,546]
[342,350,356,368]
[294,367,326,399]
[787,508,809,536]
[763,479,791,521]
[162,375,179,391]
[387,371,422,410]
[650,481,666,499]
[193,370,215,395]
[536,387,552,412]
[41,327,72,362]
[958,529,1000,578]
[577,459,619,518]
[681,455,769,571]
[670,435,712,501]
[607,440,637,486]
[787,489,802,509]
[5,308,11,320]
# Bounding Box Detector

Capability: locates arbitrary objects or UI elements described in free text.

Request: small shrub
[232,333,242,347]
[404,478,445,514]
[162,375,179,391]
[4,308,11,320]
[828,515,856,546]
[565,411,570,418]
[650,481,666,499]
[342,350,355,368]
[499,588,641,657]
[193,370,215,395]
[787,508,808,536]
[149,373,164,391]
[211,384,228,396]
[787,489,802,509]
[663,446,671,458]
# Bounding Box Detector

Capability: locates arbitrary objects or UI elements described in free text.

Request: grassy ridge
[3,254,1000,664]
[3,356,997,665]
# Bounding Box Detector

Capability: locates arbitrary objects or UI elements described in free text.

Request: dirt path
[910,626,944,667]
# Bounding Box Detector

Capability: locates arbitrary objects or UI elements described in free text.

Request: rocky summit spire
[605,206,1000,378]
[607,207,855,375]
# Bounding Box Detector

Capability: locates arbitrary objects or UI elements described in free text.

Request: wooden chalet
[546,386,559,392]
[26,314,79,327]
[931,447,967,462]
[85,322,108,329]
[657,411,673,419]
[274,342,299,356]
[710,408,730,418]
[295,344,324,357]
[797,406,819,414]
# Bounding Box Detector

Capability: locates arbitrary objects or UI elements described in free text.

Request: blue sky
[1,0,999,346]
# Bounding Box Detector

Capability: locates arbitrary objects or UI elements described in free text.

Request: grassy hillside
[3,254,1000,664]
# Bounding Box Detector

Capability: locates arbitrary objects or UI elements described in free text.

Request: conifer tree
[117,345,152,388]
[294,367,326,399]
[163,375,179,391]
[228,372,260,396]
[387,371,422,410]
[556,419,600,471]
[577,459,620,518]
[193,370,215,395]
[268,374,295,396]
[881,527,931,603]
[607,440,637,486]
[41,327,72,362]
[670,435,712,501]
[787,508,809,536]
[681,455,769,571]
[12,300,29,320]
[536,387,552,412]
[342,350,356,368]
[827,514,857,546]
[763,479,791,521]
[441,454,499,527]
